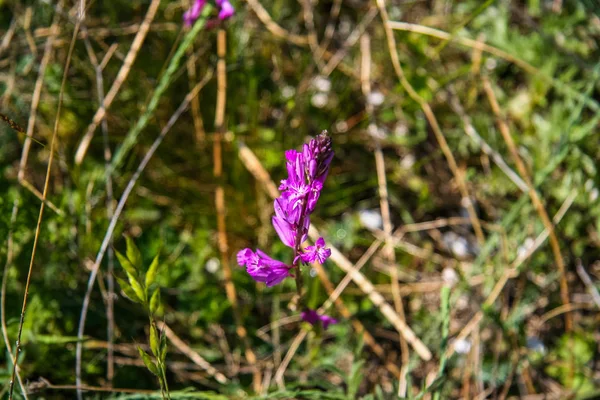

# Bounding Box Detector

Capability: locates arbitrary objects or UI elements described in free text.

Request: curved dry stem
[74,0,161,165]
[376,0,485,245]
[9,11,80,400]
[2,201,28,399]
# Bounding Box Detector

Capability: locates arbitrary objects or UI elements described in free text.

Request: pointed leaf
[149,288,160,315]
[150,324,159,357]
[126,271,146,303]
[115,276,142,303]
[160,329,168,363]
[126,236,143,269]
[145,254,160,288]
[138,346,159,376]
[115,250,137,277]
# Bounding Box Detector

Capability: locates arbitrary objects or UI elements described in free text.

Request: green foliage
[1,0,600,398]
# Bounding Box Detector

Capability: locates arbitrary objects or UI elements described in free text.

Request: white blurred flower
[335,120,348,133]
[312,76,331,93]
[442,267,459,287]
[591,188,599,202]
[400,154,415,169]
[367,123,386,139]
[394,123,408,137]
[517,237,535,259]
[367,91,385,107]
[453,338,472,354]
[281,85,295,99]
[359,209,382,231]
[311,93,329,108]
[485,58,497,70]
[443,232,469,258]
[205,257,220,274]
[527,337,546,354]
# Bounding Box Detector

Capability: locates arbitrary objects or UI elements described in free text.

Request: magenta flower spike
[237,132,333,288]
[301,309,338,330]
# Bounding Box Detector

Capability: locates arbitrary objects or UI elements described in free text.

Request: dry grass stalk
[212,29,261,392]
[74,0,162,165]
[360,32,409,395]
[10,10,81,400]
[242,0,308,45]
[157,322,229,384]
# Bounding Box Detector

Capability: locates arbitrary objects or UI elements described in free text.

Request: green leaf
[145,254,160,288]
[149,288,160,315]
[115,276,142,303]
[126,271,146,303]
[125,236,143,270]
[347,360,364,399]
[138,346,159,376]
[160,331,168,363]
[115,249,137,277]
[150,324,159,357]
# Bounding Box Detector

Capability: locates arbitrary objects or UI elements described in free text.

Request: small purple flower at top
[237,248,292,287]
[216,0,235,20]
[183,0,234,27]
[301,309,338,330]
[299,237,331,264]
[183,0,207,26]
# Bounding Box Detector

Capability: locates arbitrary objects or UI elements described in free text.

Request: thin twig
[361,32,409,395]
[82,25,116,386]
[9,11,80,400]
[74,0,162,165]
[242,0,308,45]
[156,322,229,384]
[447,88,528,193]
[75,70,213,398]
[322,7,379,77]
[575,260,600,309]
[2,202,28,399]
[213,28,261,392]
[313,0,342,64]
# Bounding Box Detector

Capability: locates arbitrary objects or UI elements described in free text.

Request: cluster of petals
[237,248,291,287]
[183,0,234,26]
[301,309,338,330]
[272,134,333,258]
[237,133,333,287]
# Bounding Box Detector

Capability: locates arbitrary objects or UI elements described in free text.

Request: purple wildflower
[183,0,207,26]
[299,237,331,264]
[183,0,234,26]
[237,132,333,288]
[216,0,235,19]
[237,248,292,287]
[301,309,338,330]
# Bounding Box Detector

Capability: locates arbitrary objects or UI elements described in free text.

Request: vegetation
[1,0,599,398]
